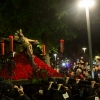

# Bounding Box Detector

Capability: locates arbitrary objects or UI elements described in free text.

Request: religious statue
[14,29,39,58]
[14,29,39,67]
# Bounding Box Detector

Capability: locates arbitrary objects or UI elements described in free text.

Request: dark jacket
[16,94,31,100]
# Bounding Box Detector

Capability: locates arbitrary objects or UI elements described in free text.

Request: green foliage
[32,69,49,84]
[0,0,78,53]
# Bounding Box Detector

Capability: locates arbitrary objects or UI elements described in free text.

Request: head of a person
[82,69,86,75]
[93,64,99,71]
[80,63,85,69]
[96,58,100,62]
[79,59,84,63]
[69,70,75,77]
[85,61,89,66]
[84,70,91,77]
[76,68,82,75]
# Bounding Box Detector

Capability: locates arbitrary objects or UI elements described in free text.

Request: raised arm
[27,39,39,44]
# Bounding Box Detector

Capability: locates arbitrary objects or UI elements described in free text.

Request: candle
[42,45,46,55]
[1,43,4,55]
[60,39,64,53]
[9,36,13,52]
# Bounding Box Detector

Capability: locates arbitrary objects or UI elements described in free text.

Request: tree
[1,0,99,65]
[0,0,77,65]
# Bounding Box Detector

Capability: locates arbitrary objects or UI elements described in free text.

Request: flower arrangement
[0,32,64,83]
[0,52,64,83]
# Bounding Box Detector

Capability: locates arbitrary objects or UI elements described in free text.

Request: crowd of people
[1,58,100,100]
[53,58,100,100]
[59,58,100,82]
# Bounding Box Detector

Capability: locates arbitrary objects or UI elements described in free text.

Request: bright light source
[79,0,94,8]
[82,47,86,50]
[13,51,16,57]
[62,62,66,66]
[54,54,57,57]
[82,47,87,53]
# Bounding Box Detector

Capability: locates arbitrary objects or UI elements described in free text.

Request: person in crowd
[86,81,98,100]
[96,58,100,66]
[77,62,81,68]
[72,62,78,71]
[96,83,100,99]
[64,68,72,77]
[0,80,31,100]
[93,64,99,82]
[84,61,90,71]
[79,59,84,64]
[75,68,84,80]
[71,79,80,100]
[51,83,73,100]
[83,70,92,81]
[45,81,54,100]
[80,63,85,70]
[78,84,89,100]
[97,65,100,73]
[14,85,31,100]
[67,70,75,79]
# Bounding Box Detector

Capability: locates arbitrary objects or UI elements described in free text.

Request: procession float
[0,29,64,85]
[0,29,93,88]
[0,29,97,100]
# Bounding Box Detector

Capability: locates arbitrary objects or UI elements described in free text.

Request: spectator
[83,70,92,81]
[0,80,31,100]
[68,70,75,79]
[86,81,97,100]
[75,68,84,80]
[93,64,99,82]
[96,58,100,66]
[84,61,90,71]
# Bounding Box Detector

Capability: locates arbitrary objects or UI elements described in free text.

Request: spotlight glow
[79,0,94,8]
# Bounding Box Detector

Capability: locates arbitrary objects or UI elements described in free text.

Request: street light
[79,0,95,78]
[82,47,87,54]
[79,0,94,7]
[54,53,57,68]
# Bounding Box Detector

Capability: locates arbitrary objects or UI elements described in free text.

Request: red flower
[0,52,64,80]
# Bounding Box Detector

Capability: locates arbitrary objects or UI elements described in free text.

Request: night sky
[65,0,100,53]
[0,0,100,57]
[60,0,100,61]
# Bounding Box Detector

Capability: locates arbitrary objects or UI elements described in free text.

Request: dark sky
[69,0,100,45]
[0,0,99,55]
[64,0,100,57]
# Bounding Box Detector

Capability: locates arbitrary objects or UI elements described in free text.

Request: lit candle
[1,43,4,55]
[9,36,13,52]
